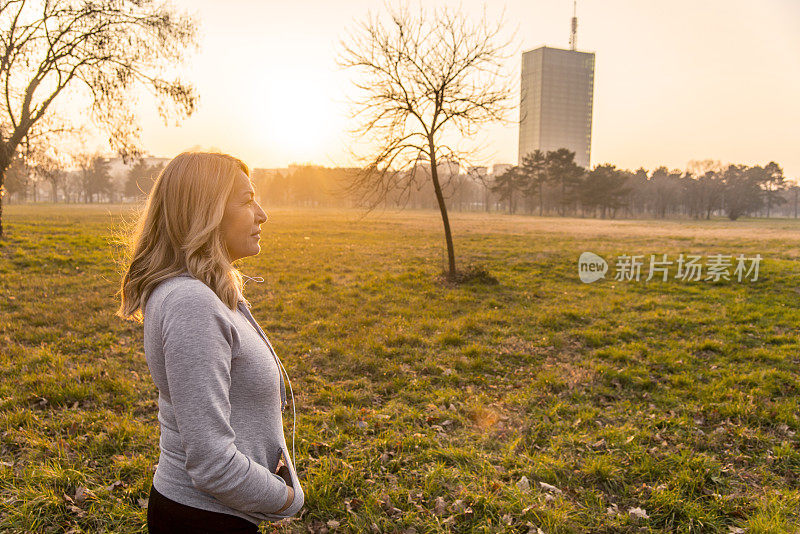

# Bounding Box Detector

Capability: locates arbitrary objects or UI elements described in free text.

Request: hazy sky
[135,0,800,178]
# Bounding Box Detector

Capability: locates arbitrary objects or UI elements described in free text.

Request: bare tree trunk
[429,147,456,279]
[538,182,543,216]
[0,168,5,239]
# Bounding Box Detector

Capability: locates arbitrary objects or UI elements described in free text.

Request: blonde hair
[115,151,251,323]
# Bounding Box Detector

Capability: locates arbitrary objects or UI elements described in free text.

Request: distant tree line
[251,153,797,221]
[3,154,165,204]
[492,150,793,221]
[251,167,363,208]
[5,150,796,221]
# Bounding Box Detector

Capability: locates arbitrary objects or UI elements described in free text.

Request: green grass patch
[0,204,799,532]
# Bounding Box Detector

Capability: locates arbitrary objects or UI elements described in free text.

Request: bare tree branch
[0,0,200,237]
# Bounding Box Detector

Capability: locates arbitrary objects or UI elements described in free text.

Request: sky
[134,0,800,178]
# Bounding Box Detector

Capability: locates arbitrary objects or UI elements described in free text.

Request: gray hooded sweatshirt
[143,273,304,525]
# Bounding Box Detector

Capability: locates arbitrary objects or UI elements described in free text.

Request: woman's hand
[276,461,291,486]
[274,455,294,513]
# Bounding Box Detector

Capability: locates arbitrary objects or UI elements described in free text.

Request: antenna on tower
[569,0,578,51]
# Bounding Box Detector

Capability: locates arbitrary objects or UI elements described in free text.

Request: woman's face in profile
[220,171,268,262]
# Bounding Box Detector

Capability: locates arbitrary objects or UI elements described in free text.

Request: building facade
[518,46,595,168]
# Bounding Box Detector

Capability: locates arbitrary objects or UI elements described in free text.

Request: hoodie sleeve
[160,284,290,515]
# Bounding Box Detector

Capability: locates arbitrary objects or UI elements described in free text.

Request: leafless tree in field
[0,0,199,238]
[337,3,516,281]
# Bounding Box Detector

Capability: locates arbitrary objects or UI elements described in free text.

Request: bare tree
[3,153,28,201]
[337,3,516,280]
[33,151,66,202]
[0,0,199,237]
[75,152,111,202]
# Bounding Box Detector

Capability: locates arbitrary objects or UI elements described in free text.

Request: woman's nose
[257,205,268,224]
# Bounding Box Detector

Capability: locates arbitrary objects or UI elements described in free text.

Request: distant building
[518,46,595,168]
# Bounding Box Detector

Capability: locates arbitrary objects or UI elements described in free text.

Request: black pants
[147,484,259,533]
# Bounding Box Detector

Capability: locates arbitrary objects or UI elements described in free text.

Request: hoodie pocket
[255,444,305,521]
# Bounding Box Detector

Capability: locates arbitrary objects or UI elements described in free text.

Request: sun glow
[251,68,342,164]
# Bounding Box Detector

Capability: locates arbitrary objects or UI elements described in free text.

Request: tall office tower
[518,46,595,168]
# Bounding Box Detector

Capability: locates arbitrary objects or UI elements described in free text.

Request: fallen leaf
[538,481,563,494]
[345,497,362,513]
[433,496,446,516]
[67,504,85,517]
[106,480,126,492]
[74,486,97,504]
[450,499,467,513]
[628,506,649,519]
[308,520,328,534]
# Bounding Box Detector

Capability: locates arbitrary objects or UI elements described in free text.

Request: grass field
[1,203,799,533]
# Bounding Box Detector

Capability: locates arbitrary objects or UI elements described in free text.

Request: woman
[116,152,304,533]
